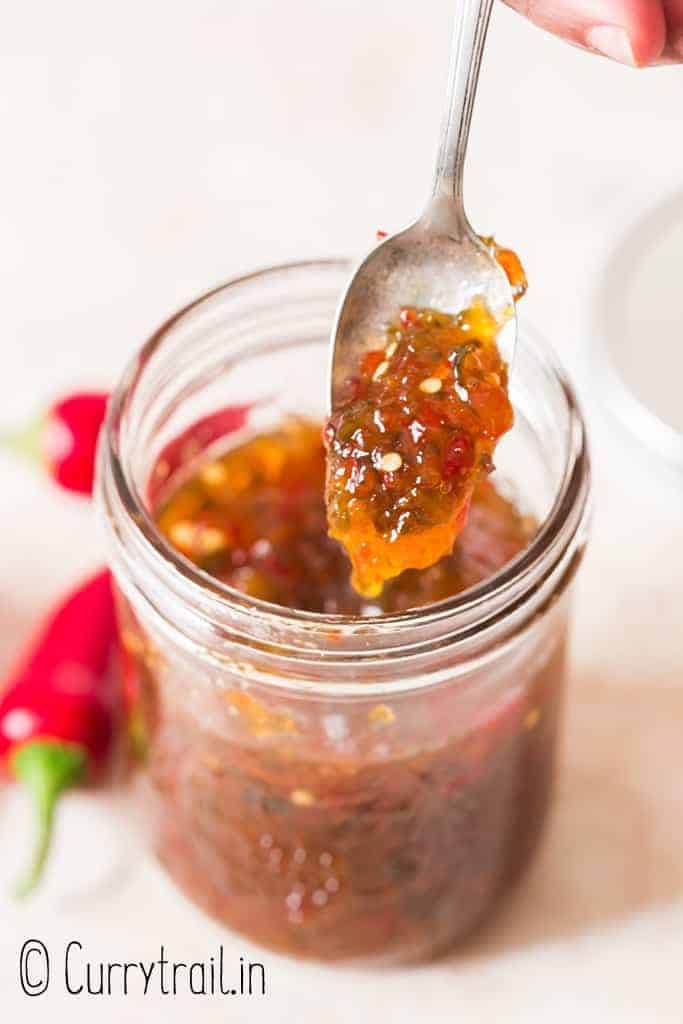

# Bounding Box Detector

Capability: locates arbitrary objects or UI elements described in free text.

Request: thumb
[502,0,668,66]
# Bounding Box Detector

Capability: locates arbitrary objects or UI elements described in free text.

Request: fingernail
[585,26,636,65]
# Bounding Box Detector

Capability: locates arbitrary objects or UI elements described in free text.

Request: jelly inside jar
[155,417,534,615]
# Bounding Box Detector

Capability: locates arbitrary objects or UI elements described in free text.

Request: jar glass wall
[97,260,590,963]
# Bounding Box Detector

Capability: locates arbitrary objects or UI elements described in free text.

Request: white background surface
[1,1,682,1020]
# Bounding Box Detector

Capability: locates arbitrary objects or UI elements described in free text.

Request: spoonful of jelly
[325,0,527,598]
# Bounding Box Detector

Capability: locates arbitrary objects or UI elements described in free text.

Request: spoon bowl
[330,209,516,404]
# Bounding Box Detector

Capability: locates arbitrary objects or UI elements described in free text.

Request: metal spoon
[329,0,515,409]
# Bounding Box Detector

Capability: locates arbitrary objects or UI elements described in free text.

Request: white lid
[597,195,683,473]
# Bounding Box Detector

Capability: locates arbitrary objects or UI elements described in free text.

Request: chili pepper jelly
[324,240,527,598]
[123,414,568,960]
[101,259,589,964]
[155,418,534,615]
[324,303,515,597]
[481,236,528,303]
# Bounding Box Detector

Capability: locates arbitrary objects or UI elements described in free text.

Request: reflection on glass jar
[97,261,590,963]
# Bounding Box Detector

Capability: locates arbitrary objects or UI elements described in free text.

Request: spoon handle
[431,0,494,208]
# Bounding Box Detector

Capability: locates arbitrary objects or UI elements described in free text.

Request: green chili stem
[0,414,44,465]
[12,740,88,898]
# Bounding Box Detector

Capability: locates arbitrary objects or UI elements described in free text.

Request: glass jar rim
[98,259,591,672]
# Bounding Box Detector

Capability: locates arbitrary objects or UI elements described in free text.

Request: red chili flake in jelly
[443,434,474,479]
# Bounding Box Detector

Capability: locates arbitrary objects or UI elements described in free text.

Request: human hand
[502,1,683,65]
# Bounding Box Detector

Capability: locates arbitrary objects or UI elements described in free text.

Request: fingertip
[580,0,667,66]
[624,2,669,66]
[585,25,637,65]
[502,0,669,67]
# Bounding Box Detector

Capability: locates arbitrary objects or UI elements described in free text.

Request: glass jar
[96,260,590,964]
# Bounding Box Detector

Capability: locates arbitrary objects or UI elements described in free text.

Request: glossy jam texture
[156,418,534,614]
[119,415,564,962]
[482,236,528,302]
[324,302,515,597]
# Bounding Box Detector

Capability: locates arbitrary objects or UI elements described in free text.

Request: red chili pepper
[0,569,119,896]
[1,391,109,496]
